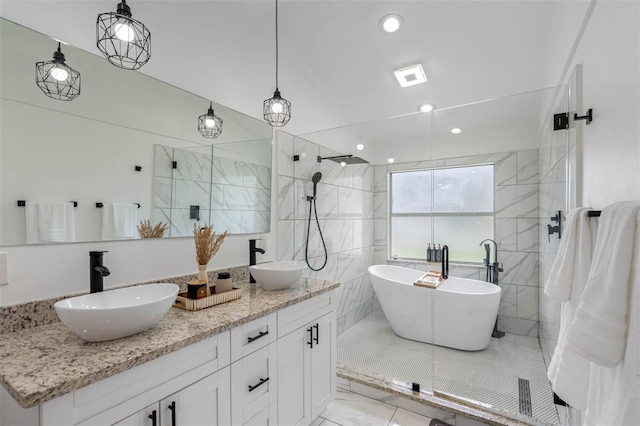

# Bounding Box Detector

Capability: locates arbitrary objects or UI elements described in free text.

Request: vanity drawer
[231,343,278,426]
[244,401,278,426]
[231,312,277,362]
[277,290,336,338]
[73,331,230,424]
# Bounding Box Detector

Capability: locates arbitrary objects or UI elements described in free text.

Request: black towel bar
[588,210,601,217]
[96,202,140,209]
[18,200,77,207]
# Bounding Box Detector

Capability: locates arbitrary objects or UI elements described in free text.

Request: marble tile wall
[538,78,574,364]
[276,132,375,335]
[373,149,541,336]
[153,145,271,236]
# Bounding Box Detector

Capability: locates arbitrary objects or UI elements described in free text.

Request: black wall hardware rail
[248,377,269,392]
[247,330,269,343]
[18,200,77,207]
[554,108,594,131]
[96,202,141,208]
[548,210,562,241]
[588,210,601,217]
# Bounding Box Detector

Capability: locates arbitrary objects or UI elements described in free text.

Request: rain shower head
[321,155,369,165]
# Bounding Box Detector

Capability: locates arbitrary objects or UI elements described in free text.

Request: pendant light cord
[275,0,279,90]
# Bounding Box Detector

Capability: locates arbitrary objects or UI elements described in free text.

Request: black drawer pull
[168,401,176,426]
[247,330,269,343]
[307,327,313,348]
[313,323,319,345]
[148,410,157,426]
[248,377,270,392]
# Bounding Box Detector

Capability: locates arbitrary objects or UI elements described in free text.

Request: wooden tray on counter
[174,287,242,311]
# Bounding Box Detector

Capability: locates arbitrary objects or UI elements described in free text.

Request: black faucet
[478,239,505,338]
[479,239,503,285]
[441,245,449,279]
[90,251,110,293]
[249,239,265,283]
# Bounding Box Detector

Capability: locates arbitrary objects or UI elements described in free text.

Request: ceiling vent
[394,64,427,88]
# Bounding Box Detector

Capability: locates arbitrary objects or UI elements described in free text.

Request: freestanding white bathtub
[368,264,501,351]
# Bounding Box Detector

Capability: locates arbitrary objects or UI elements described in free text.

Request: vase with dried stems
[193,223,228,295]
[137,219,169,239]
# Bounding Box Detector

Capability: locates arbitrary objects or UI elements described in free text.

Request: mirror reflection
[0,18,273,246]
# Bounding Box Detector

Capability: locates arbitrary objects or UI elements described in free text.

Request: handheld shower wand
[306,172,328,271]
[312,172,321,199]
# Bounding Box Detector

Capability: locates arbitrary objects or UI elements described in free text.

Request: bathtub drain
[518,378,532,416]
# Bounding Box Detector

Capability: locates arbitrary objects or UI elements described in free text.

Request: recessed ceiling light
[418,103,435,113]
[388,157,395,163]
[379,14,404,33]
[451,128,462,134]
[394,64,427,88]
[340,161,347,167]
[356,144,364,151]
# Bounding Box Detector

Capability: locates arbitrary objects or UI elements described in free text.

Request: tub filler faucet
[479,239,503,285]
[478,239,505,338]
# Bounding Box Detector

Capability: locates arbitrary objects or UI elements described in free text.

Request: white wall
[542,1,640,423]
[276,131,376,334]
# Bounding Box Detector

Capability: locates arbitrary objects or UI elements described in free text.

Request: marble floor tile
[388,408,433,426]
[321,389,397,426]
[312,418,341,426]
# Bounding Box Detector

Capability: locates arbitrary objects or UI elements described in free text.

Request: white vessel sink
[54,283,179,342]
[249,261,307,291]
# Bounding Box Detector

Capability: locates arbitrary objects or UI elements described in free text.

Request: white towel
[544,207,597,410]
[101,203,138,240]
[25,202,75,244]
[545,208,592,301]
[566,201,640,367]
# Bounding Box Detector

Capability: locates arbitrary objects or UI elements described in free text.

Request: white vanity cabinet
[277,292,337,426]
[1,289,337,426]
[75,332,231,426]
[111,368,230,426]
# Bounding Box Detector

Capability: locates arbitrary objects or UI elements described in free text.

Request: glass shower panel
[169,145,213,236]
[430,86,566,425]
[300,110,436,397]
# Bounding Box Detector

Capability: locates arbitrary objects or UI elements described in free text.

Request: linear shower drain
[518,378,532,416]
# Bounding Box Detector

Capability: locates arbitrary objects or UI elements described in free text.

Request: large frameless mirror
[0,18,273,246]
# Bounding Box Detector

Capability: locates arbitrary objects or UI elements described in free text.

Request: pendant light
[35,42,81,101]
[198,102,223,139]
[97,0,151,70]
[263,0,291,127]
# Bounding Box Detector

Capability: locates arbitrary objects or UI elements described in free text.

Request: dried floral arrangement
[137,219,169,239]
[193,223,229,265]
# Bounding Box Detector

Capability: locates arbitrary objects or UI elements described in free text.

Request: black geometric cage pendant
[35,43,81,101]
[264,0,291,127]
[198,102,223,139]
[263,89,291,127]
[96,0,151,70]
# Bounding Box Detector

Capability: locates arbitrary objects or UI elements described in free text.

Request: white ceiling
[0,0,561,156]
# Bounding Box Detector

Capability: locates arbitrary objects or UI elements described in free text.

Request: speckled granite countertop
[0,278,339,409]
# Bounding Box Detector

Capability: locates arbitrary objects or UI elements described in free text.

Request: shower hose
[305,195,328,271]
